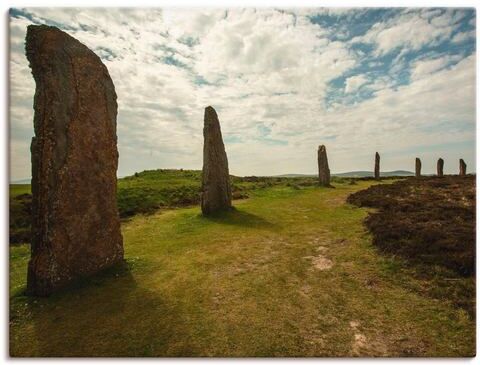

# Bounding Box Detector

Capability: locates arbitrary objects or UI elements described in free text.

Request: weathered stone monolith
[317,145,330,187]
[201,106,232,215]
[415,158,422,177]
[437,158,444,177]
[459,159,467,176]
[374,152,380,180]
[26,25,123,296]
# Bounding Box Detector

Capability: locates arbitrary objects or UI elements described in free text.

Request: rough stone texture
[374,152,380,180]
[201,106,232,215]
[415,158,422,177]
[317,145,331,186]
[459,159,467,176]
[437,158,444,177]
[26,25,123,296]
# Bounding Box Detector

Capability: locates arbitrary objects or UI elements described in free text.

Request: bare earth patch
[350,320,367,355]
[349,320,388,356]
[312,255,333,270]
[303,254,333,271]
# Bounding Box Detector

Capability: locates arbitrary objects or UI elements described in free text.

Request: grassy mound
[9,169,325,244]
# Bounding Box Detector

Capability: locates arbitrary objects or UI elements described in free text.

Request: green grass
[9,169,324,243]
[9,181,475,357]
[9,185,32,244]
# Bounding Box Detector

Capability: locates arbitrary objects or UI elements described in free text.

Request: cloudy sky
[9,7,476,180]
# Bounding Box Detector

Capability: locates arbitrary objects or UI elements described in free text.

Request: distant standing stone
[374,152,380,180]
[26,25,124,296]
[318,145,331,186]
[415,158,422,177]
[437,158,444,177]
[201,106,232,215]
[459,159,467,176]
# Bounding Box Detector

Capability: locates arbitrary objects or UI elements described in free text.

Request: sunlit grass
[9,181,475,356]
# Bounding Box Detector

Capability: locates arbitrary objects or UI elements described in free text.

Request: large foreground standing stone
[26,25,123,296]
[459,159,467,176]
[437,158,444,177]
[317,145,330,186]
[201,106,232,215]
[415,158,422,177]
[374,152,380,180]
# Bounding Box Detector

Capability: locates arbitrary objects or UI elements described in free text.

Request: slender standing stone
[374,152,380,180]
[317,145,331,187]
[201,106,232,215]
[415,158,422,177]
[459,159,467,176]
[437,158,444,177]
[26,25,123,296]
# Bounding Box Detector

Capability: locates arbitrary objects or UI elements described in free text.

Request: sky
[9,7,476,180]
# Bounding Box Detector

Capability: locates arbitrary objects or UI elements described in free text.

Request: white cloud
[452,30,475,43]
[410,54,462,80]
[344,74,368,93]
[8,8,476,180]
[353,10,457,55]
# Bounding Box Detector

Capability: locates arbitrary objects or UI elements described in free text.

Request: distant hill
[334,170,414,177]
[275,170,414,178]
[12,170,415,183]
[10,178,31,184]
[274,173,316,178]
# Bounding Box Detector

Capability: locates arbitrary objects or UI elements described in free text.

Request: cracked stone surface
[415,158,421,177]
[201,106,232,215]
[317,145,331,187]
[374,152,380,180]
[26,25,123,296]
[459,159,467,176]
[437,158,444,177]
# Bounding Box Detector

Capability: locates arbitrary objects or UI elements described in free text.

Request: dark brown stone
[26,25,123,296]
[201,106,232,215]
[415,158,421,177]
[459,159,467,176]
[437,158,444,177]
[374,152,380,180]
[317,145,330,186]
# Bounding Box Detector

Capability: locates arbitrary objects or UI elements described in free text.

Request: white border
[1,1,478,364]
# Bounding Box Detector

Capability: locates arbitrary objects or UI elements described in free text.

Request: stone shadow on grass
[201,207,277,230]
[14,260,189,356]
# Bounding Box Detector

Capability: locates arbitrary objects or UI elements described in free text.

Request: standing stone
[415,158,422,177]
[317,145,330,186]
[437,158,444,177]
[26,25,123,296]
[374,152,380,180]
[459,159,467,176]
[201,106,232,215]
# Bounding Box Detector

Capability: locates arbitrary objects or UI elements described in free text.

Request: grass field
[9,169,319,243]
[9,179,475,357]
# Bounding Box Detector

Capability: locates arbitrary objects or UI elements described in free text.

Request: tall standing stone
[374,152,380,180]
[317,145,331,187]
[459,159,467,176]
[437,158,444,177]
[415,158,422,177]
[26,25,123,296]
[201,106,232,215]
